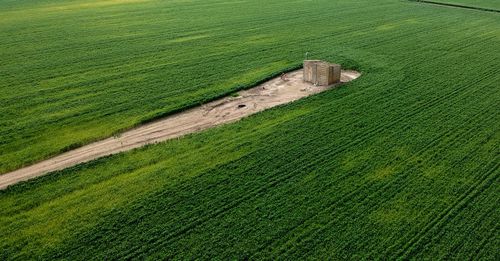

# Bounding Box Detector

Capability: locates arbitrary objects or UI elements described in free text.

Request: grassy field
[1,0,499,259]
[423,0,500,10]
[0,0,305,173]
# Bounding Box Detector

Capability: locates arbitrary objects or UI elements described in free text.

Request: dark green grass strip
[409,0,500,13]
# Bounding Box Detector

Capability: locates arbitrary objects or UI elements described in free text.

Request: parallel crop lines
[267,100,499,259]
[1,0,499,259]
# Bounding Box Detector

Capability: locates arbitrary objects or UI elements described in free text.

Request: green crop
[1,0,499,259]
[420,0,500,10]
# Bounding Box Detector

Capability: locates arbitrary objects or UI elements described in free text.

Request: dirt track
[0,69,360,190]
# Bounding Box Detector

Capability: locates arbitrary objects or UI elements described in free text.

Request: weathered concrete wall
[303,60,341,86]
[303,60,319,84]
[329,63,341,84]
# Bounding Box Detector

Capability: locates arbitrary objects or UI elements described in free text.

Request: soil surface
[0,69,360,190]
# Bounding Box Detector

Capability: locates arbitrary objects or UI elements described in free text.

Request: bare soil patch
[0,69,360,189]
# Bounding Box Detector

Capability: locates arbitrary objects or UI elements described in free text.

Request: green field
[1,0,499,259]
[423,0,500,10]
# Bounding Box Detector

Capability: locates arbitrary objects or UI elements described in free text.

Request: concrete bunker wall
[303,60,341,86]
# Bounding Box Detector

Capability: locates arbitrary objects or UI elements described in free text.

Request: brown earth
[0,69,360,190]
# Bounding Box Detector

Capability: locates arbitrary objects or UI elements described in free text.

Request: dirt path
[0,69,360,190]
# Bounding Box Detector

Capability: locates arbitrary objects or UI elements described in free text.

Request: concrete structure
[303,60,341,86]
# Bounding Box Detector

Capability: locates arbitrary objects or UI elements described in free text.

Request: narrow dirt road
[0,69,360,190]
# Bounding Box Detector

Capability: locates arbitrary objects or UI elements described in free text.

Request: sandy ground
[0,69,360,190]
